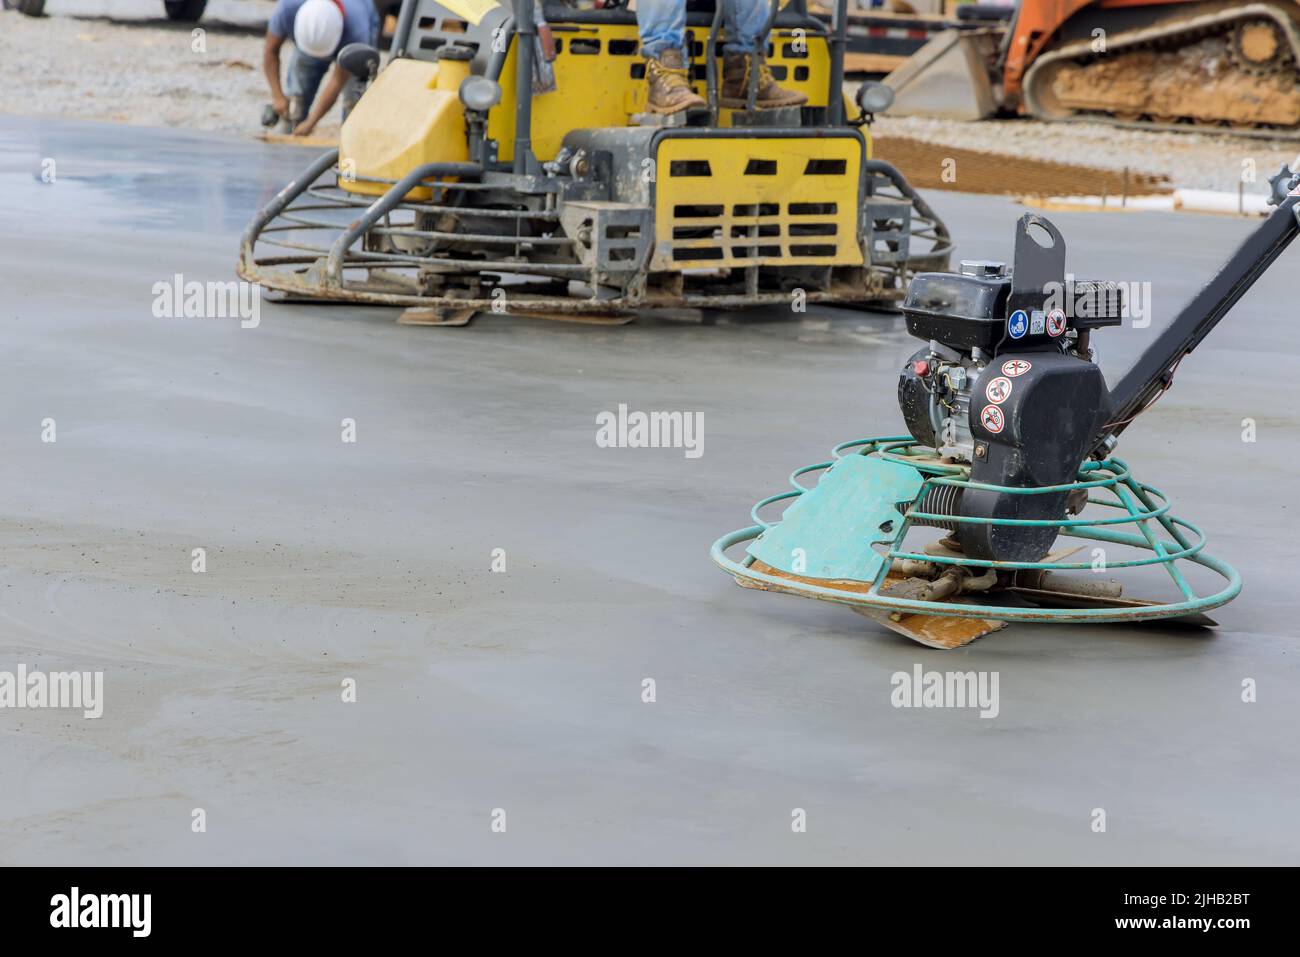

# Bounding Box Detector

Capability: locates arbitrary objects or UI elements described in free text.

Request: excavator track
[1023,1,1300,138]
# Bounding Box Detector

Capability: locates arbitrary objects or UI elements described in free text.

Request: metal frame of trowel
[713,439,1240,649]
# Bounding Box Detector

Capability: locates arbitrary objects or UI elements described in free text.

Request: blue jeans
[286,48,366,119]
[638,0,773,57]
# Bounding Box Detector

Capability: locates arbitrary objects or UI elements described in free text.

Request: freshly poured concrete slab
[0,118,1296,865]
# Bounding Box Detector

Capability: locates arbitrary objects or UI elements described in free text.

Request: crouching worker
[263,0,380,135]
[638,0,807,114]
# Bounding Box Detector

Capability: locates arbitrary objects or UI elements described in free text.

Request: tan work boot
[720,53,808,109]
[645,49,706,114]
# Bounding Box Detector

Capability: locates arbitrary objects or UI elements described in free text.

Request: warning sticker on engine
[1001,359,1032,377]
[980,405,1005,434]
[985,376,1013,404]
[1047,308,1067,337]
[1008,310,1028,339]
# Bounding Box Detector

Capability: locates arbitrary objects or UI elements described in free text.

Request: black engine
[896,215,1124,563]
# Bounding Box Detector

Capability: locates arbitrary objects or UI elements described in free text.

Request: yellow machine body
[652,134,864,269]
[338,56,471,199]
[488,24,833,163]
[340,16,840,186]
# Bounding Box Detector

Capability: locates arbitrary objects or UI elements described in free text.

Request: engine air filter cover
[902,271,1011,352]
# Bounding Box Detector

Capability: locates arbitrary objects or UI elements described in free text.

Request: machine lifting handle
[746,0,782,113]
[392,0,417,59]
[827,0,848,125]
[1101,169,1300,446]
[705,2,725,124]
[512,0,537,175]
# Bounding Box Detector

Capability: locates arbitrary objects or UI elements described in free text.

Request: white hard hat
[294,0,345,60]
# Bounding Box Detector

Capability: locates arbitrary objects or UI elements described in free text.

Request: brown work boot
[720,53,808,109]
[645,48,706,114]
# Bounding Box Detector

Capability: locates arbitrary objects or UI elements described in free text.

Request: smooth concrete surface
[0,118,1297,865]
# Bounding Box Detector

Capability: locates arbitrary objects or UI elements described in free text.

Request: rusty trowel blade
[509,309,635,325]
[851,606,1008,649]
[398,306,476,326]
[746,558,1007,648]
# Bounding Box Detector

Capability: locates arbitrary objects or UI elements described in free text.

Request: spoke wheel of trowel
[163,0,207,22]
[4,0,46,16]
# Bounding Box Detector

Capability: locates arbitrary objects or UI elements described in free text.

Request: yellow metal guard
[653,134,862,269]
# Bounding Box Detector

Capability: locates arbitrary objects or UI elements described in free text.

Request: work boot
[720,53,808,109]
[645,49,706,115]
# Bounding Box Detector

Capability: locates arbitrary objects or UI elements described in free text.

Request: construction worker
[639,0,808,114]
[263,0,380,135]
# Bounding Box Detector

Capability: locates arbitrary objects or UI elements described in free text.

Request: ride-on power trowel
[238,0,951,324]
[712,168,1300,649]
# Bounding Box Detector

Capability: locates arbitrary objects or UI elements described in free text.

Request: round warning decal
[980,405,1005,434]
[1001,358,1032,377]
[1046,308,1067,338]
[985,376,1013,405]
[1008,309,1029,340]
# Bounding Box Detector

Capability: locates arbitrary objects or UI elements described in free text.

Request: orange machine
[1007,0,1300,130]
[1004,0,1191,93]
[889,0,1300,132]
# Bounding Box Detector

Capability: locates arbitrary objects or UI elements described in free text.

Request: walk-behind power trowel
[712,167,1300,649]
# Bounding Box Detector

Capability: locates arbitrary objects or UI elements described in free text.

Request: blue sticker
[1008,309,1028,339]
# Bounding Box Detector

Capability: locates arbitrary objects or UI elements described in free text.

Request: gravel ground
[876,115,1300,196]
[1,1,331,134]
[5,117,1300,866]
[6,1,1300,193]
